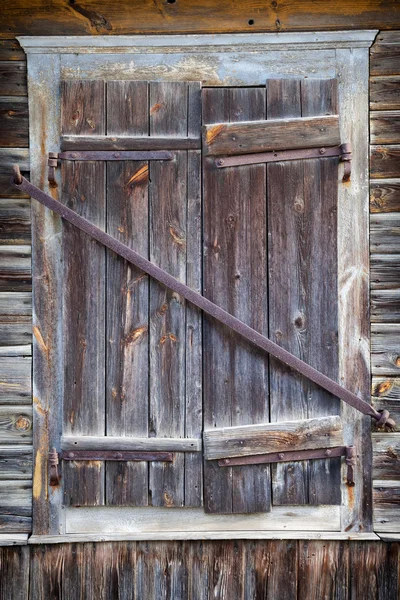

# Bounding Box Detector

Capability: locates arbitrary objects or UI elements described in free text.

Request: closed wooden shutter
[35,76,350,525]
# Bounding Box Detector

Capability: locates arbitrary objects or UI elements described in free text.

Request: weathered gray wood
[370,111,400,144]
[371,145,400,178]
[370,43,400,77]
[0,481,32,518]
[0,292,31,346]
[0,346,31,357]
[0,406,32,444]
[0,148,29,172]
[371,254,400,289]
[0,245,31,291]
[297,540,349,600]
[373,433,400,479]
[370,77,400,110]
[203,115,340,156]
[203,86,270,514]
[371,323,400,375]
[0,446,32,480]
[373,481,400,533]
[370,179,400,212]
[0,62,27,96]
[370,213,400,253]
[61,80,106,507]
[0,198,31,245]
[0,97,28,148]
[372,377,400,430]
[61,135,199,151]
[204,416,343,460]
[371,290,400,322]
[105,80,150,507]
[0,357,31,404]
[61,436,201,452]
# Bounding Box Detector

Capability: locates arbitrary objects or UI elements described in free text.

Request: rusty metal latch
[48,150,174,184]
[218,445,356,486]
[215,143,352,182]
[48,447,60,487]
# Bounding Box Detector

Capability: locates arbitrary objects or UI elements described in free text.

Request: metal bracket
[218,445,356,486]
[215,143,352,182]
[48,447,60,487]
[48,150,173,184]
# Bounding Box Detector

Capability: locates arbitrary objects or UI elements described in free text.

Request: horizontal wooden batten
[60,136,200,151]
[370,213,400,253]
[371,289,400,323]
[218,446,346,467]
[0,445,32,479]
[61,436,201,452]
[373,433,400,479]
[370,179,400,212]
[203,115,340,156]
[370,77,400,111]
[370,111,400,144]
[60,450,173,462]
[203,416,343,461]
[0,356,31,403]
[65,505,341,535]
[370,254,400,290]
[370,145,400,179]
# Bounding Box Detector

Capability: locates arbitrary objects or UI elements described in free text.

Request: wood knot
[15,415,31,431]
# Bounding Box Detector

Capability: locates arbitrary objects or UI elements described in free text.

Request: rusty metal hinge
[48,150,173,184]
[48,447,60,487]
[218,445,356,486]
[215,143,352,182]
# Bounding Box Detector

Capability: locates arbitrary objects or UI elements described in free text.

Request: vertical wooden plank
[301,78,341,505]
[28,53,63,535]
[148,82,188,507]
[337,49,372,532]
[61,80,106,507]
[0,545,30,600]
[203,87,270,514]
[267,79,308,505]
[105,81,150,507]
[298,540,349,600]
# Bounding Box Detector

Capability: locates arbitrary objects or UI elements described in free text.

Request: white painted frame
[20,31,377,541]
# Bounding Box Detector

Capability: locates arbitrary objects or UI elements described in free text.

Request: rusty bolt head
[224,459,231,465]
[216,159,224,166]
[114,153,120,158]
[70,153,77,159]
[278,453,285,460]
[319,148,326,155]
[68,452,75,458]
[325,449,332,456]
[115,452,123,459]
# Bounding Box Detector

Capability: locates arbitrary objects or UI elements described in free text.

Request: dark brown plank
[203,115,340,156]
[0,97,28,147]
[2,1,400,35]
[371,145,400,179]
[0,545,29,600]
[370,44,400,77]
[0,62,26,96]
[148,82,197,507]
[203,86,270,514]
[370,179,400,212]
[105,81,149,507]
[298,541,348,600]
[349,541,399,600]
[0,245,30,292]
[0,173,29,199]
[0,39,25,61]
[371,111,400,144]
[61,80,106,507]
[0,198,31,244]
[370,77,400,110]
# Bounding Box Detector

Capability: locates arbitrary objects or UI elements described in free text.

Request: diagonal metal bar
[11,166,394,430]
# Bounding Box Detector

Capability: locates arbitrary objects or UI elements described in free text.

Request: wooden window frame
[20,31,378,543]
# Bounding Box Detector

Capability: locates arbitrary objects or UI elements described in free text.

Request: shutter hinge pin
[48,447,60,487]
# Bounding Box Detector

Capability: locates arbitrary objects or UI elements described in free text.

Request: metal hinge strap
[11,166,395,431]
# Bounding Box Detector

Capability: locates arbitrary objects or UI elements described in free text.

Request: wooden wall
[370,32,400,537]
[0,540,400,599]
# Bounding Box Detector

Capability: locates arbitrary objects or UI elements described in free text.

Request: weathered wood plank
[203,86,270,514]
[0,62,27,96]
[370,179,400,212]
[370,213,400,253]
[65,505,341,535]
[370,111,400,144]
[375,32,400,45]
[203,115,340,156]
[0,245,30,291]
[105,80,150,508]
[370,44,400,77]
[297,540,349,600]
[372,377,400,431]
[61,135,199,151]
[0,39,25,61]
[0,481,31,518]
[370,77,400,110]
[61,436,201,452]
[1,3,396,35]
[0,546,29,600]
[0,148,29,172]
[371,145,400,179]
[61,80,106,507]
[0,345,31,357]
[348,538,400,599]
[374,482,400,533]
[0,357,31,404]
[371,289,400,323]
[204,416,343,460]
[371,254,400,290]
[0,445,32,479]
[0,173,29,199]
[0,198,31,244]
[371,323,400,375]
[0,292,31,346]
[0,406,32,444]
[0,97,28,147]
[373,433,400,479]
